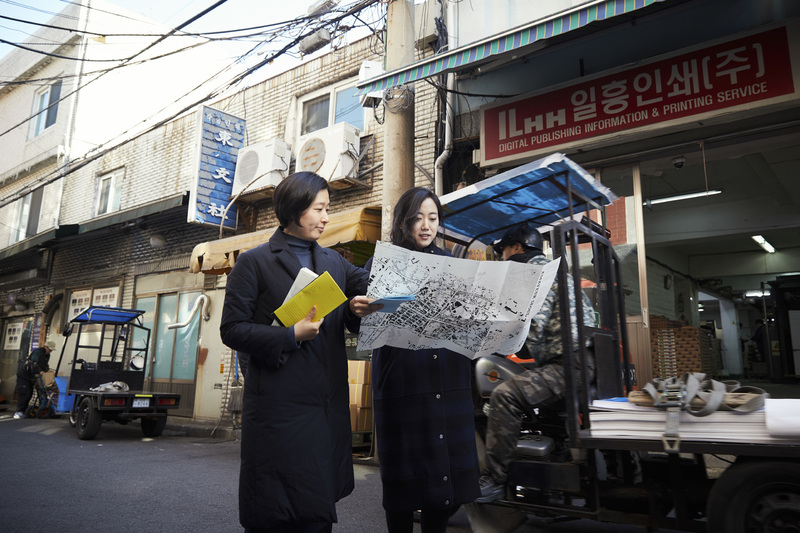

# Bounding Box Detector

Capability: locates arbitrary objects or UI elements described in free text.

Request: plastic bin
[55,376,76,414]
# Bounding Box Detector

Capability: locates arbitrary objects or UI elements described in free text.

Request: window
[97,172,122,215]
[31,81,62,137]
[300,81,364,136]
[9,187,43,244]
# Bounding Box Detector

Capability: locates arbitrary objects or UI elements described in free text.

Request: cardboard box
[349,383,372,408]
[349,403,358,431]
[356,407,373,432]
[40,371,55,388]
[347,360,371,384]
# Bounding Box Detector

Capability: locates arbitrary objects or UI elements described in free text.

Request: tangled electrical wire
[0,0,387,209]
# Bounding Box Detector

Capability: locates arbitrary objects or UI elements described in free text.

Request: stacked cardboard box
[347,360,372,432]
[649,316,722,378]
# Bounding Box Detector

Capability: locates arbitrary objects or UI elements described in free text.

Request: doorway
[135,291,201,417]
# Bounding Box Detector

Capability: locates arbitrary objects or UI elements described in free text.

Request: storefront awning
[190,205,382,274]
[356,0,666,96]
[0,224,78,261]
[77,193,187,234]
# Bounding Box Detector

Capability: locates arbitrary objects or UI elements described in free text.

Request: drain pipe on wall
[434,0,457,197]
[433,72,455,197]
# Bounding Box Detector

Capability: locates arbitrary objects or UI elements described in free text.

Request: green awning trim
[356,0,665,96]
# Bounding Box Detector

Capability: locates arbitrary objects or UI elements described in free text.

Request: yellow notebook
[273,271,347,326]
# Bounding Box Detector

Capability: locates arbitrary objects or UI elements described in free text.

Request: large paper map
[357,241,560,359]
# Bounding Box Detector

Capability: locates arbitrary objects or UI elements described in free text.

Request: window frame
[297,78,365,139]
[9,187,43,244]
[96,171,123,216]
[30,80,62,137]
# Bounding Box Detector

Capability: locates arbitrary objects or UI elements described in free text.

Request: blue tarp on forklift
[439,153,618,248]
[71,306,145,324]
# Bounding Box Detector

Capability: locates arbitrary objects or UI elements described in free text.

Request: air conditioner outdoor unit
[358,61,384,108]
[414,0,441,50]
[232,139,291,197]
[296,122,360,188]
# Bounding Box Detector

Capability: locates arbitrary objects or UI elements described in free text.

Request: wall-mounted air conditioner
[414,0,441,50]
[232,139,291,197]
[296,122,360,188]
[358,61,384,108]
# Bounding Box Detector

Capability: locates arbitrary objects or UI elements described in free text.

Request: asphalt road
[0,413,681,532]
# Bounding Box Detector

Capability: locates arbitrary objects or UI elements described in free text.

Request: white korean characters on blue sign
[188,106,246,230]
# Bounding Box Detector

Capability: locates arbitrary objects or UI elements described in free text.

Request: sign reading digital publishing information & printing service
[480,26,798,166]
[187,106,246,230]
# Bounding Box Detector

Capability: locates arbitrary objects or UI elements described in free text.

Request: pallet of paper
[588,397,799,444]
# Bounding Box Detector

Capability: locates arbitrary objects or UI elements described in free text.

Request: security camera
[672,156,686,169]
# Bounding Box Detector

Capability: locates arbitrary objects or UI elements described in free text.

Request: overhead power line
[0,0,385,209]
[0,0,233,140]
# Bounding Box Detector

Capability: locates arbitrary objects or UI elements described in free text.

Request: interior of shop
[591,121,800,383]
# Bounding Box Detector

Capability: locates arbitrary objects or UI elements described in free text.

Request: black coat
[367,244,480,511]
[17,347,50,380]
[220,228,369,529]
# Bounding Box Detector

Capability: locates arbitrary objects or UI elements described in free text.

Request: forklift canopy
[439,153,617,249]
[71,306,145,325]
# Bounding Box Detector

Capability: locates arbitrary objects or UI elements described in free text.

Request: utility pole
[381,0,416,240]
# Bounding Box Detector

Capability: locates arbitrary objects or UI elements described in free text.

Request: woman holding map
[366,187,480,533]
[220,171,380,533]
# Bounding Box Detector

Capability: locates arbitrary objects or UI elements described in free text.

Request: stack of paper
[588,398,795,444]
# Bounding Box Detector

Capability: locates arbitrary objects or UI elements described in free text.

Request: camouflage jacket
[524,254,596,368]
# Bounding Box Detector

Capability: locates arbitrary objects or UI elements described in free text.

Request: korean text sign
[188,106,246,229]
[481,27,796,165]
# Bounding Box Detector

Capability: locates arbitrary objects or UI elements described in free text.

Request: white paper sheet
[765,398,800,437]
[357,241,559,359]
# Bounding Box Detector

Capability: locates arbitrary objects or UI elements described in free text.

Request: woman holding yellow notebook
[221,171,379,533]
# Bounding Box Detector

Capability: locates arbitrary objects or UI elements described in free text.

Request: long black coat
[367,244,480,511]
[220,228,369,529]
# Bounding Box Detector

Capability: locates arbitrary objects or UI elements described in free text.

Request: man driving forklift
[477,222,597,502]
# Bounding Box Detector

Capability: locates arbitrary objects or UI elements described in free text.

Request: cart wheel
[707,460,800,532]
[37,405,54,419]
[76,397,102,440]
[25,405,37,418]
[141,414,167,438]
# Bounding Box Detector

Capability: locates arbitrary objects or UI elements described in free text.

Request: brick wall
[208,36,440,231]
[49,210,218,310]
[60,114,199,226]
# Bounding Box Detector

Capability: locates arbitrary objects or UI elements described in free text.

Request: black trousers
[244,522,332,533]
[385,508,453,533]
[16,377,33,412]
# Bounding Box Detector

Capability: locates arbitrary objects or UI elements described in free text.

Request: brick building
[0,0,440,424]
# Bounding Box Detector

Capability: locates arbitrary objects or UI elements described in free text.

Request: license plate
[133,398,150,408]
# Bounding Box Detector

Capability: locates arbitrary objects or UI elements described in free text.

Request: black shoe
[476,475,504,503]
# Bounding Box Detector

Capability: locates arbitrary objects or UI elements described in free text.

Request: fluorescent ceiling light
[751,235,776,253]
[745,289,771,298]
[644,189,722,206]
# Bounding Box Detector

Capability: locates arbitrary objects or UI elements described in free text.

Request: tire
[141,415,167,438]
[76,397,102,440]
[707,460,800,532]
[37,405,54,419]
[24,405,37,418]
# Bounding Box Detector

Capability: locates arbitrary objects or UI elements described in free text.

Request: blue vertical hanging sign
[187,106,246,230]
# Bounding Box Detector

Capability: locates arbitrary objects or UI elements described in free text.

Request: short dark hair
[273,172,330,227]
[390,187,442,250]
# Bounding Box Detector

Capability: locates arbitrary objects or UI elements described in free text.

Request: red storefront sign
[480,27,796,166]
